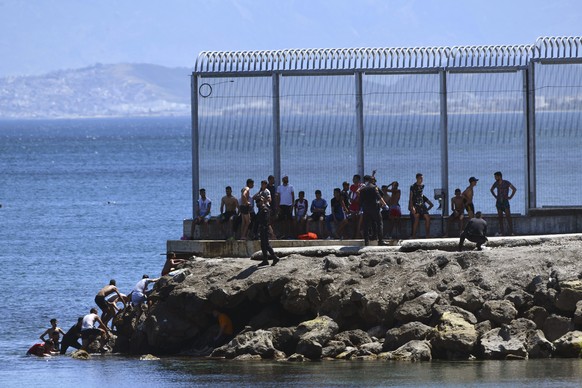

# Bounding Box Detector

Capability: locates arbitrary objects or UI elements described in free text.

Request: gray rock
[452,287,484,313]
[321,340,347,358]
[383,322,435,351]
[335,346,358,360]
[359,341,383,355]
[295,315,339,346]
[573,301,582,325]
[211,329,276,359]
[333,329,372,347]
[523,306,549,329]
[553,330,582,358]
[366,325,387,339]
[379,340,432,361]
[480,318,553,359]
[479,300,517,326]
[270,327,297,355]
[480,327,528,360]
[395,291,440,324]
[432,305,478,325]
[543,314,573,342]
[296,338,322,360]
[504,290,534,311]
[555,280,582,312]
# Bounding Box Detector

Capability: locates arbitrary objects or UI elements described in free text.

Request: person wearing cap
[462,177,479,219]
[276,175,295,238]
[458,211,488,251]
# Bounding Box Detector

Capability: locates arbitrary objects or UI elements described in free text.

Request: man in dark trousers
[255,184,279,267]
[358,175,389,246]
[458,211,488,251]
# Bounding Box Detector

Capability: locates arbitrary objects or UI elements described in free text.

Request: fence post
[355,71,365,177]
[191,74,199,219]
[272,73,281,182]
[525,63,536,212]
[439,69,449,216]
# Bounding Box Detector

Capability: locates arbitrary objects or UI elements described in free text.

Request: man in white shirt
[192,188,212,238]
[276,175,295,238]
[80,308,109,351]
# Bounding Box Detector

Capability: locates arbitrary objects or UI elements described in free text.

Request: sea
[0,116,581,387]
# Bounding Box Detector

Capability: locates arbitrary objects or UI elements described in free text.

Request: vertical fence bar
[272,73,281,182]
[439,70,449,215]
[525,64,536,212]
[191,74,200,219]
[355,72,365,176]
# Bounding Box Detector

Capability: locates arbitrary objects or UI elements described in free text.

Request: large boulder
[480,318,553,359]
[394,291,440,324]
[321,340,347,358]
[452,287,485,314]
[379,340,432,361]
[295,315,339,359]
[523,306,549,329]
[543,314,573,342]
[479,300,517,326]
[211,329,277,359]
[573,301,582,325]
[333,330,372,347]
[553,331,582,358]
[431,311,478,359]
[480,327,528,359]
[383,322,435,351]
[555,280,582,312]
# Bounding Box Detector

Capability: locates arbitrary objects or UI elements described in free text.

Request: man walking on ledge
[458,211,488,251]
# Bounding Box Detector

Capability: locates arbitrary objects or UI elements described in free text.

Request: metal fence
[191,37,582,218]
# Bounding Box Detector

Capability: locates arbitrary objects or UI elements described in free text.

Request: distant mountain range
[0,63,192,119]
[1,63,579,120]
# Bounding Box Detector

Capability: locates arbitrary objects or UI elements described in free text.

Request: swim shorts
[496,199,510,212]
[94,295,108,311]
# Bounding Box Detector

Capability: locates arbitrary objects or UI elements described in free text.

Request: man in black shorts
[359,175,389,246]
[95,279,126,329]
[409,173,434,238]
[459,211,488,251]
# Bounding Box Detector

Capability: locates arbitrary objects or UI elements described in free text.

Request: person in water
[39,318,65,352]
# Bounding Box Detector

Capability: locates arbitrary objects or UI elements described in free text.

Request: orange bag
[298,232,318,240]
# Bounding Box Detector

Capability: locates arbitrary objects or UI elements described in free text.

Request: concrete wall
[181,209,582,241]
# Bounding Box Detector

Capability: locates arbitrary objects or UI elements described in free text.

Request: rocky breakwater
[117,235,582,361]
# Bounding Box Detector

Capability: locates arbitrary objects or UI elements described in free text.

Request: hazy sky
[1,0,580,77]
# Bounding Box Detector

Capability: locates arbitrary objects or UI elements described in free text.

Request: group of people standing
[191,170,517,245]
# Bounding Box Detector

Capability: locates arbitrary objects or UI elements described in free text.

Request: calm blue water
[0,117,581,387]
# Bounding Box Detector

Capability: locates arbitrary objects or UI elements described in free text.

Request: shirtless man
[220,186,239,240]
[161,252,188,276]
[40,318,65,352]
[462,177,478,219]
[445,188,465,237]
[386,181,402,238]
[490,171,517,235]
[95,279,126,329]
[239,179,254,240]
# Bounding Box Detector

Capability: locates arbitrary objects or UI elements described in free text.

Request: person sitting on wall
[192,188,212,239]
